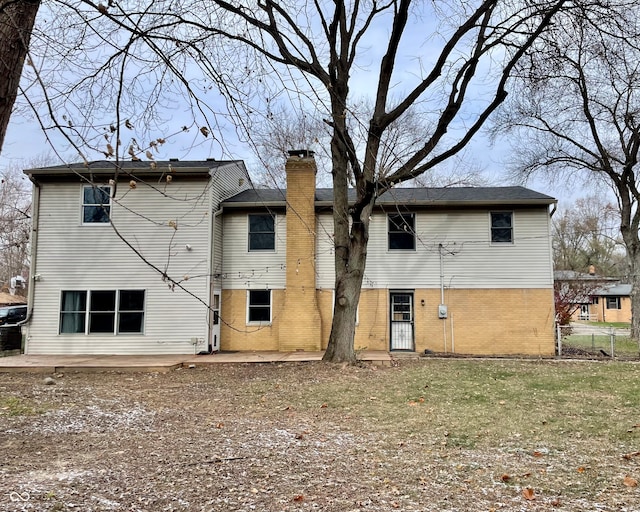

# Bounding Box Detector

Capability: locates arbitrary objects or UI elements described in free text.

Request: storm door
[210,289,221,352]
[390,292,414,351]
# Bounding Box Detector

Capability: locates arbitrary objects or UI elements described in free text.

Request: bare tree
[247,101,487,189]
[167,0,566,362]
[0,0,41,154]
[0,162,31,293]
[246,104,331,188]
[494,2,640,337]
[552,196,626,277]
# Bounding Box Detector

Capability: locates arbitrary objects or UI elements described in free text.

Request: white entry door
[390,292,414,351]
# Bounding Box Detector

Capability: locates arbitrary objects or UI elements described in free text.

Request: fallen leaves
[522,488,535,500]
[624,476,638,488]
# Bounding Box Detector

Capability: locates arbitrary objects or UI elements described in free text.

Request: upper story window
[82,185,111,224]
[490,212,513,243]
[248,214,275,251]
[388,213,415,250]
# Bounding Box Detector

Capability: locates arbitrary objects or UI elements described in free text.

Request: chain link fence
[557,323,640,359]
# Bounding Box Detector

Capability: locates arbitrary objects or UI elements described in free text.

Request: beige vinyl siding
[26,179,213,355]
[210,162,251,210]
[316,207,553,290]
[316,214,336,289]
[221,212,287,290]
[210,162,252,285]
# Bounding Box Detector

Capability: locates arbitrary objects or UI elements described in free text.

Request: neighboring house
[22,153,557,356]
[554,270,631,323]
[586,283,631,324]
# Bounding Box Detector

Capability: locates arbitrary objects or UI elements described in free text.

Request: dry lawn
[1,358,640,511]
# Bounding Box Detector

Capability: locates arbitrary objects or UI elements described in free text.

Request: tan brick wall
[316,288,389,351]
[220,289,285,351]
[324,287,554,355]
[223,287,554,355]
[317,289,333,349]
[420,288,555,356]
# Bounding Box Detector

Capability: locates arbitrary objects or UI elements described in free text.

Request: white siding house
[23,153,557,356]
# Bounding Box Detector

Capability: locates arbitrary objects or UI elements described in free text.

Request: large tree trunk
[0,0,40,154]
[323,218,371,363]
[618,191,640,340]
[322,79,375,362]
[627,249,640,340]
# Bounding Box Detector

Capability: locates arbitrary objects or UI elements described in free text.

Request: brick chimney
[278,150,322,351]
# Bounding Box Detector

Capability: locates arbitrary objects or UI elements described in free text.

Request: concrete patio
[0,350,395,373]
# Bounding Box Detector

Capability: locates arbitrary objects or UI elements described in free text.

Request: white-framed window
[60,290,145,334]
[388,213,415,250]
[606,296,621,310]
[490,211,513,243]
[82,185,111,224]
[248,214,275,251]
[247,289,271,323]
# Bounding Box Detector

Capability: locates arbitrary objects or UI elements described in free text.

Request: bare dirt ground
[1,360,639,511]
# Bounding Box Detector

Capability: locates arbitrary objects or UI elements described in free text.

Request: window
[60,290,145,334]
[248,289,271,323]
[118,290,145,333]
[388,213,415,250]
[606,296,621,310]
[82,185,111,223]
[89,290,116,333]
[490,212,513,243]
[60,291,87,333]
[248,214,275,251]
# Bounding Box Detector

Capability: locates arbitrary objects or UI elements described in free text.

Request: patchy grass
[2,360,640,511]
[586,321,631,328]
[0,395,40,416]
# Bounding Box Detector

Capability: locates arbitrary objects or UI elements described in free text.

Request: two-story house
[22,152,557,356]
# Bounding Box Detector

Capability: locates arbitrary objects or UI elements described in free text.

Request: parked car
[0,305,27,326]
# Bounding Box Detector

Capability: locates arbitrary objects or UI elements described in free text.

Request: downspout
[439,244,446,353]
[19,174,41,352]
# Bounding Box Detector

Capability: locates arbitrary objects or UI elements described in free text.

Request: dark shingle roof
[24,160,242,178]
[223,186,555,207]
